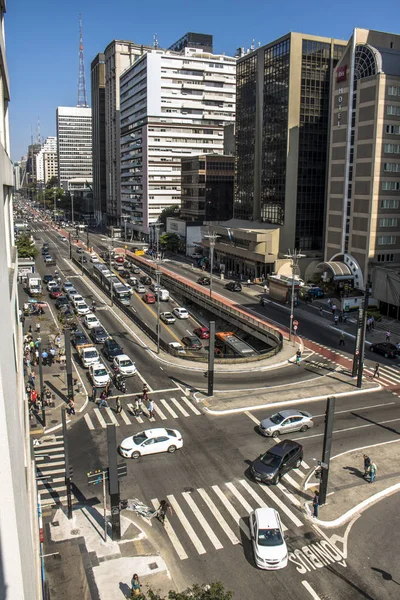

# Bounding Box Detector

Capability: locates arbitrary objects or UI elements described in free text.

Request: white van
[157,288,170,301]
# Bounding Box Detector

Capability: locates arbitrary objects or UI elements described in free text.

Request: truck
[27,273,42,295]
[78,344,100,368]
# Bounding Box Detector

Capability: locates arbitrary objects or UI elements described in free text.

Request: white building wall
[35,136,57,183]
[56,106,92,189]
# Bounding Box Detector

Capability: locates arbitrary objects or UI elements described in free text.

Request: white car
[63,282,74,293]
[113,354,137,376]
[47,281,58,291]
[249,508,288,570]
[71,294,84,306]
[135,283,146,294]
[172,307,189,319]
[168,342,186,355]
[84,313,101,330]
[160,312,175,324]
[89,362,111,388]
[119,428,183,459]
[66,288,78,299]
[75,301,90,315]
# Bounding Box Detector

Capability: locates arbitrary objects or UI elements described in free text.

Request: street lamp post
[152,222,161,262]
[204,231,220,299]
[356,278,372,389]
[155,270,161,354]
[53,190,56,223]
[108,241,114,307]
[284,249,306,342]
[122,216,128,242]
[71,192,74,226]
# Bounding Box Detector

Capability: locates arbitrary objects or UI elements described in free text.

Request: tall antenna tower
[77,13,88,107]
[36,117,41,144]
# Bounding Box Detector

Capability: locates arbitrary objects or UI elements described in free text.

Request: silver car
[259,410,313,437]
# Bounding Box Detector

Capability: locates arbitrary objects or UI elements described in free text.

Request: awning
[316,261,353,280]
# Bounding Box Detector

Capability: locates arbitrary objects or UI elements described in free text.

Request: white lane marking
[282,473,302,491]
[302,459,310,469]
[150,499,187,560]
[180,395,201,415]
[292,468,305,479]
[364,369,398,384]
[238,479,288,532]
[301,580,321,599]
[292,417,400,440]
[105,407,119,426]
[127,403,144,423]
[259,485,303,528]
[84,414,95,430]
[119,409,132,425]
[212,485,250,539]
[152,403,167,420]
[167,494,206,555]
[277,483,301,507]
[170,397,190,417]
[244,411,260,425]
[197,488,240,545]
[225,482,253,513]
[135,370,153,392]
[312,401,395,419]
[182,492,223,550]
[93,408,107,428]
[160,399,179,419]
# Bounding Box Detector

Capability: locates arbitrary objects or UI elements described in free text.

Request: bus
[92,264,131,305]
[214,332,258,358]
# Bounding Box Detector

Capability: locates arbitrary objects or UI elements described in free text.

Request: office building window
[387,105,400,116]
[379,217,398,227]
[382,181,400,191]
[381,199,399,209]
[383,162,400,172]
[377,235,396,245]
[388,86,400,96]
[385,124,400,135]
[377,254,395,262]
[384,143,400,153]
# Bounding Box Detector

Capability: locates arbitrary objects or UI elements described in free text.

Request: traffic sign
[293,325,298,331]
[293,320,299,327]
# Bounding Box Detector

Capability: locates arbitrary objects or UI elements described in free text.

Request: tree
[143,582,233,600]
[46,176,59,189]
[158,205,180,226]
[16,233,38,259]
[159,232,180,253]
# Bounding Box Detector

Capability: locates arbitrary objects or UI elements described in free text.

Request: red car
[143,293,156,304]
[49,290,63,299]
[193,326,210,340]
[115,256,125,263]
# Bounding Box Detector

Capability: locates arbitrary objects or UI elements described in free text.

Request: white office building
[0,1,41,598]
[120,46,236,237]
[56,106,92,189]
[35,135,57,183]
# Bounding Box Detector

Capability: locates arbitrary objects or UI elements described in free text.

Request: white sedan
[172,307,189,319]
[113,354,137,376]
[83,313,101,330]
[119,428,183,459]
[249,508,288,570]
[89,362,111,388]
[75,301,90,315]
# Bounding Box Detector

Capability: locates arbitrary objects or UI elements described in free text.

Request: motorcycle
[113,372,126,393]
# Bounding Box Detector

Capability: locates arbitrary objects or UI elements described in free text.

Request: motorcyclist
[91,299,97,312]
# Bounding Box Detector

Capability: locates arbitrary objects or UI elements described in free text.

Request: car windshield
[166,429,176,437]
[85,351,98,358]
[120,359,132,367]
[109,341,120,350]
[269,413,285,424]
[257,528,283,547]
[88,317,97,322]
[260,452,282,468]
[94,368,107,377]
[132,433,148,446]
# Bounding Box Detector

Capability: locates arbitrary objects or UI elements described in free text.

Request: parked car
[102,338,124,361]
[172,307,189,319]
[225,281,242,292]
[140,275,152,286]
[47,281,59,292]
[160,312,176,324]
[259,410,314,437]
[150,283,161,293]
[193,326,210,340]
[143,293,156,304]
[119,269,130,279]
[90,326,109,344]
[119,428,183,459]
[181,336,203,350]
[197,276,210,286]
[113,354,137,376]
[127,276,137,286]
[250,440,303,485]
[115,255,125,263]
[249,508,288,570]
[63,281,75,293]
[66,288,78,299]
[369,342,398,358]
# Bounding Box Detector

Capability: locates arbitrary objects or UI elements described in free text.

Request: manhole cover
[183,487,195,493]
[71,529,80,535]
[148,562,158,571]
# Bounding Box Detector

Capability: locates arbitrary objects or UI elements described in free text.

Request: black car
[119,269,130,279]
[131,266,141,274]
[72,331,88,347]
[197,276,211,286]
[43,275,54,283]
[181,336,203,350]
[55,296,69,308]
[42,248,50,255]
[369,342,398,358]
[140,275,152,286]
[225,281,242,292]
[249,440,303,485]
[102,338,124,360]
[90,326,109,344]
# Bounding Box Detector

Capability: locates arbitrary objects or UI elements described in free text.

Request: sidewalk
[303,438,400,528]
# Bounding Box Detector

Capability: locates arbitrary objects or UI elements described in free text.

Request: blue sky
[6,0,400,161]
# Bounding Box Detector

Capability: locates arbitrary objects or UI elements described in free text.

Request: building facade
[181,154,234,222]
[120,47,236,238]
[0,1,41,598]
[24,142,41,186]
[91,53,106,224]
[56,106,92,190]
[43,148,58,184]
[35,136,57,184]
[324,28,400,291]
[168,32,213,54]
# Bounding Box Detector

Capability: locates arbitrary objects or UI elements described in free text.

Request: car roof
[86,313,97,318]
[141,428,170,438]
[116,354,130,360]
[254,507,279,529]
[276,409,305,419]
[377,342,395,348]
[268,440,301,456]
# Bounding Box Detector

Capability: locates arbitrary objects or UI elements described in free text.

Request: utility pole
[86,227,90,251]
[62,408,73,519]
[108,241,114,307]
[71,192,74,225]
[107,425,121,541]
[155,270,161,354]
[53,189,56,223]
[68,232,72,260]
[38,341,46,427]
[319,397,336,505]
[284,249,305,342]
[356,278,372,388]
[208,321,216,396]
[122,216,128,241]
[64,329,74,403]
[153,222,160,261]
[204,231,220,299]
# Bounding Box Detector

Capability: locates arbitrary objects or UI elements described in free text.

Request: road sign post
[319,396,336,505]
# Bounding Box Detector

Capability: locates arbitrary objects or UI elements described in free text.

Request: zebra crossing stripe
[119,409,132,425]
[277,482,301,507]
[182,492,223,550]
[150,499,188,560]
[167,494,206,555]
[105,407,120,426]
[170,397,190,417]
[212,485,250,539]
[127,404,144,423]
[238,479,288,532]
[180,396,201,415]
[84,414,95,430]
[282,473,302,491]
[152,403,167,420]
[225,482,253,513]
[160,399,179,419]
[93,408,107,428]
[259,485,303,527]
[197,488,240,545]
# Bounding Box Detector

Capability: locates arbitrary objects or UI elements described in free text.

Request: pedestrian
[296,349,301,366]
[98,397,109,409]
[35,321,41,333]
[264,284,268,294]
[373,362,380,379]
[386,330,391,342]
[29,371,36,388]
[156,499,172,524]
[105,380,111,397]
[368,462,377,483]
[131,573,141,597]
[148,398,155,419]
[332,304,337,315]
[92,386,97,402]
[319,306,323,316]
[134,396,143,416]
[247,278,251,288]
[68,400,75,416]
[339,332,345,346]
[334,314,339,326]
[55,334,62,349]
[115,396,122,414]
[363,454,371,478]
[48,347,56,366]
[30,388,38,405]
[312,491,319,519]
[142,384,149,402]
[338,311,343,323]
[343,312,347,324]
[371,316,375,329]
[28,325,32,334]
[41,350,48,365]
[327,298,331,308]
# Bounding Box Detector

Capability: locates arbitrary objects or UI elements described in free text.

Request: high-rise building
[13,161,22,190]
[181,154,234,222]
[36,136,57,184]
[120,46,236,237]
[56,106,92,190]
[168,32,213,54]
[91,53,107,224]
[0,2,40,597]
[25,142,41,186]
[324,28,400,294]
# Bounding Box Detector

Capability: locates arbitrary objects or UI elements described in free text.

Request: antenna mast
[77,13,88,107]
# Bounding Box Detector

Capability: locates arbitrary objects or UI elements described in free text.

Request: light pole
[155,270,161,354]
[284,249,305,342]
[356,278,372,389]
[71,192,74,225]
[108,240,114,307]
[152,222,161,261]
[53,190,56,222]
[204,231,220,299]
[122,215,128,241]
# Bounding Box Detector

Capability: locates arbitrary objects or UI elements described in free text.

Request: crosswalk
[142,468,308,561]
[34,436,67,507]
[364,363,400,388]
[84,395,202,431]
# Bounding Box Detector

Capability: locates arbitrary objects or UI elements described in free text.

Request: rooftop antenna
[77,13,88,107]
[37,117,41,144]
[251,38,255,50]
[154,33,159,49]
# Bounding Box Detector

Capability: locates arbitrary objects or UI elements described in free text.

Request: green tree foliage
[46,176,59,189]
[159,232,180,252]
[16,233,38,259]
[142,582,233,600]
[158,205,180,226]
